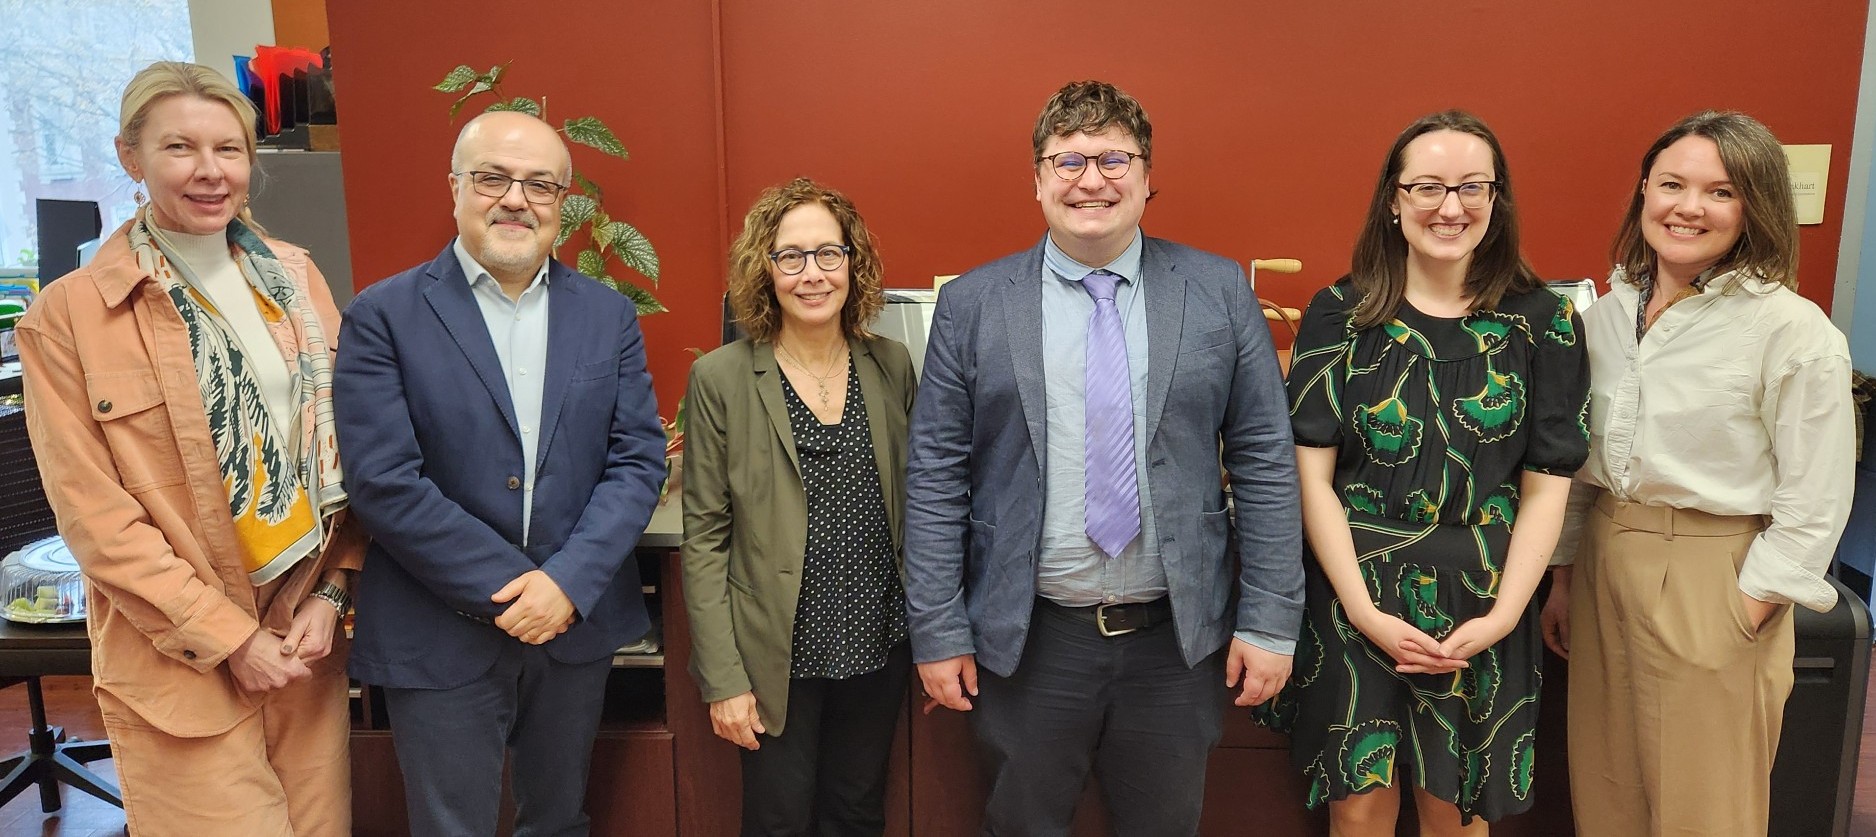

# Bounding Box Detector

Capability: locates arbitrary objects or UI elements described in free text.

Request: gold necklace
[775,340,848,410]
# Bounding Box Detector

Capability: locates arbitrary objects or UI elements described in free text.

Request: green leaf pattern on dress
[1453,368,1526,444]
[1339,720,1401,792]
[1344,483,1386,516]
[1511,732,1537,801]
[1398,566,1453,636]
[1356,397,1424,466]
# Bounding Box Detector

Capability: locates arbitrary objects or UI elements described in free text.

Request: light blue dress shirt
[1038,231,1161,605]
[1037,231,1291,656]
[452,238,551,545]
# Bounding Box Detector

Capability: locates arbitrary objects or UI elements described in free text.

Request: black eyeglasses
[1396,180,1499,210]
[768,245,851,275]
[1039,150,1144,181]
[454,170,569,205]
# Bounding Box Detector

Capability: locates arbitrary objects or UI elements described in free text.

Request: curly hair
[1032,80,1153,167]
[727,178,885,342]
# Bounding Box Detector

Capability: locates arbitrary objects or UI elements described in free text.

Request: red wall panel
[329,0,1869,411]
[325,0,726,413]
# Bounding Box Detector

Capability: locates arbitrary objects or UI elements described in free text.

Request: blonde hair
[727,178,885,342]
[119,60,265,233]
[1611,111,1798,291]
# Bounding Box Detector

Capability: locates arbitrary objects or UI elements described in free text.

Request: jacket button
[182,650,196,660]
[96,400,112,413]
[506,476,521,490]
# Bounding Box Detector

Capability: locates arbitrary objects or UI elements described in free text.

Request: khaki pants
[97,667,351,837]
[1568,494,1793,837]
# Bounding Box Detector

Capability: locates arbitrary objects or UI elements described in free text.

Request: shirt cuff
[1234,629,1295,656]
[1739,536,1840,613]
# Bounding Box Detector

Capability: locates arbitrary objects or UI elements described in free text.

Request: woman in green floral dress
[1256,111,1589,835]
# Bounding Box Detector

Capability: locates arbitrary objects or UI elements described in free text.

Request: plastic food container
[1,537,85,624]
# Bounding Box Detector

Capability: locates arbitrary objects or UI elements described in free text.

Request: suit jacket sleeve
[1222,271,1305,641]
[678,356,751,701]
[536,302,667,619]
[333,286,537,618]
[902,285,979,663]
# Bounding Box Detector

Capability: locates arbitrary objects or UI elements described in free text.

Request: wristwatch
[310,580,352,614]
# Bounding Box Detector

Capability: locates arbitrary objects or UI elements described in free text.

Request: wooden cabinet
[347,500,1578,835]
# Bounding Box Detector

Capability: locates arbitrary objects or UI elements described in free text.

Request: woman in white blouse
[1540,111,1854,837]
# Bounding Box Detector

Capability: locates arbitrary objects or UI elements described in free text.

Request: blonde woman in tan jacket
[18,61,362,836]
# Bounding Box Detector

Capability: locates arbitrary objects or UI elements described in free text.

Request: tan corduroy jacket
[680,335,914,734]
[16,223,365,737]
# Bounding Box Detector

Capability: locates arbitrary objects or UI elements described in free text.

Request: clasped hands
[492,569,576,645]
[228,583,348,694]
[1350,605,1514,675]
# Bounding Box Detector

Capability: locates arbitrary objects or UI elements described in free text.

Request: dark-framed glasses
[1396,180,1498,210]
[769,244,851,275]
[454,170,568,205]
[1040,150,1143,181]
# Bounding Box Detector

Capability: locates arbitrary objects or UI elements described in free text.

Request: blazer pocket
[571,357,616,382]
[1179,327,1232,355]
[84,371,186,492]
[967,516,996,563]
[726,573,757,597]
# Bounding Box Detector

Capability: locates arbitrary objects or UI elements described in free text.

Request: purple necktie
[1082,270,1141,558]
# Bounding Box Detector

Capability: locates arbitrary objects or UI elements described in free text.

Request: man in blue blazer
[904,82,1304,835]
[333,112,667,837]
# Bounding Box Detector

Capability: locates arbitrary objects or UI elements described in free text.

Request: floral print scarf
[127,211,347,584]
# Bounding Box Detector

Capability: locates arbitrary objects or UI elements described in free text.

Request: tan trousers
[1568,494,1793,837]
[97,666,351,837]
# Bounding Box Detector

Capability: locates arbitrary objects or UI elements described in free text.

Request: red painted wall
[329,0,1869,412]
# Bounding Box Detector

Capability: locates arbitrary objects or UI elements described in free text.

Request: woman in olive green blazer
[681,179,915,836]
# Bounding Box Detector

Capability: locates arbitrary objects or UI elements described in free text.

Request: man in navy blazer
[334,112,666,837]
[904,82,1303,835]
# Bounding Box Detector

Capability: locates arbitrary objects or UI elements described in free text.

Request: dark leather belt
[1044,597,1173,637]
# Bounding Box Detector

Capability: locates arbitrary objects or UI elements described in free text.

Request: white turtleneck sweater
[159,228,296,439]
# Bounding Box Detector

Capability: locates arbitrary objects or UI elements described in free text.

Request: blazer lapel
[422,250,520,440]
[1006,241,1049,465]
[751,341,802,477]
[535,262,583,470]
[1140,237,1185,447]
[853,337,900,549]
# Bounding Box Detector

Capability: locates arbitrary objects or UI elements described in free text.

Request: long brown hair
[727,178,885,342]
[1349,110,1539,329]
[1610,111,1798,292]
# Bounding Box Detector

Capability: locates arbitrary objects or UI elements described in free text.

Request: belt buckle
[1095,602,1137,637]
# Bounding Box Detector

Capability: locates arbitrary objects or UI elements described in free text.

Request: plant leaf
[613,279,669,315]
[448,80,495,119]
[606,221,659,281]
[572,171,603,203]
[434,65,478,93]
[557,195,598,248]
[591,216,616,252]
[563,116,629,160]
[484,96,542,116]
[576,249,606,278]
[482,63,509,86]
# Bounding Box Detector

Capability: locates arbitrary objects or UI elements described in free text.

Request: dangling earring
[1391,216,1399,225]
[133,188,145,206]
